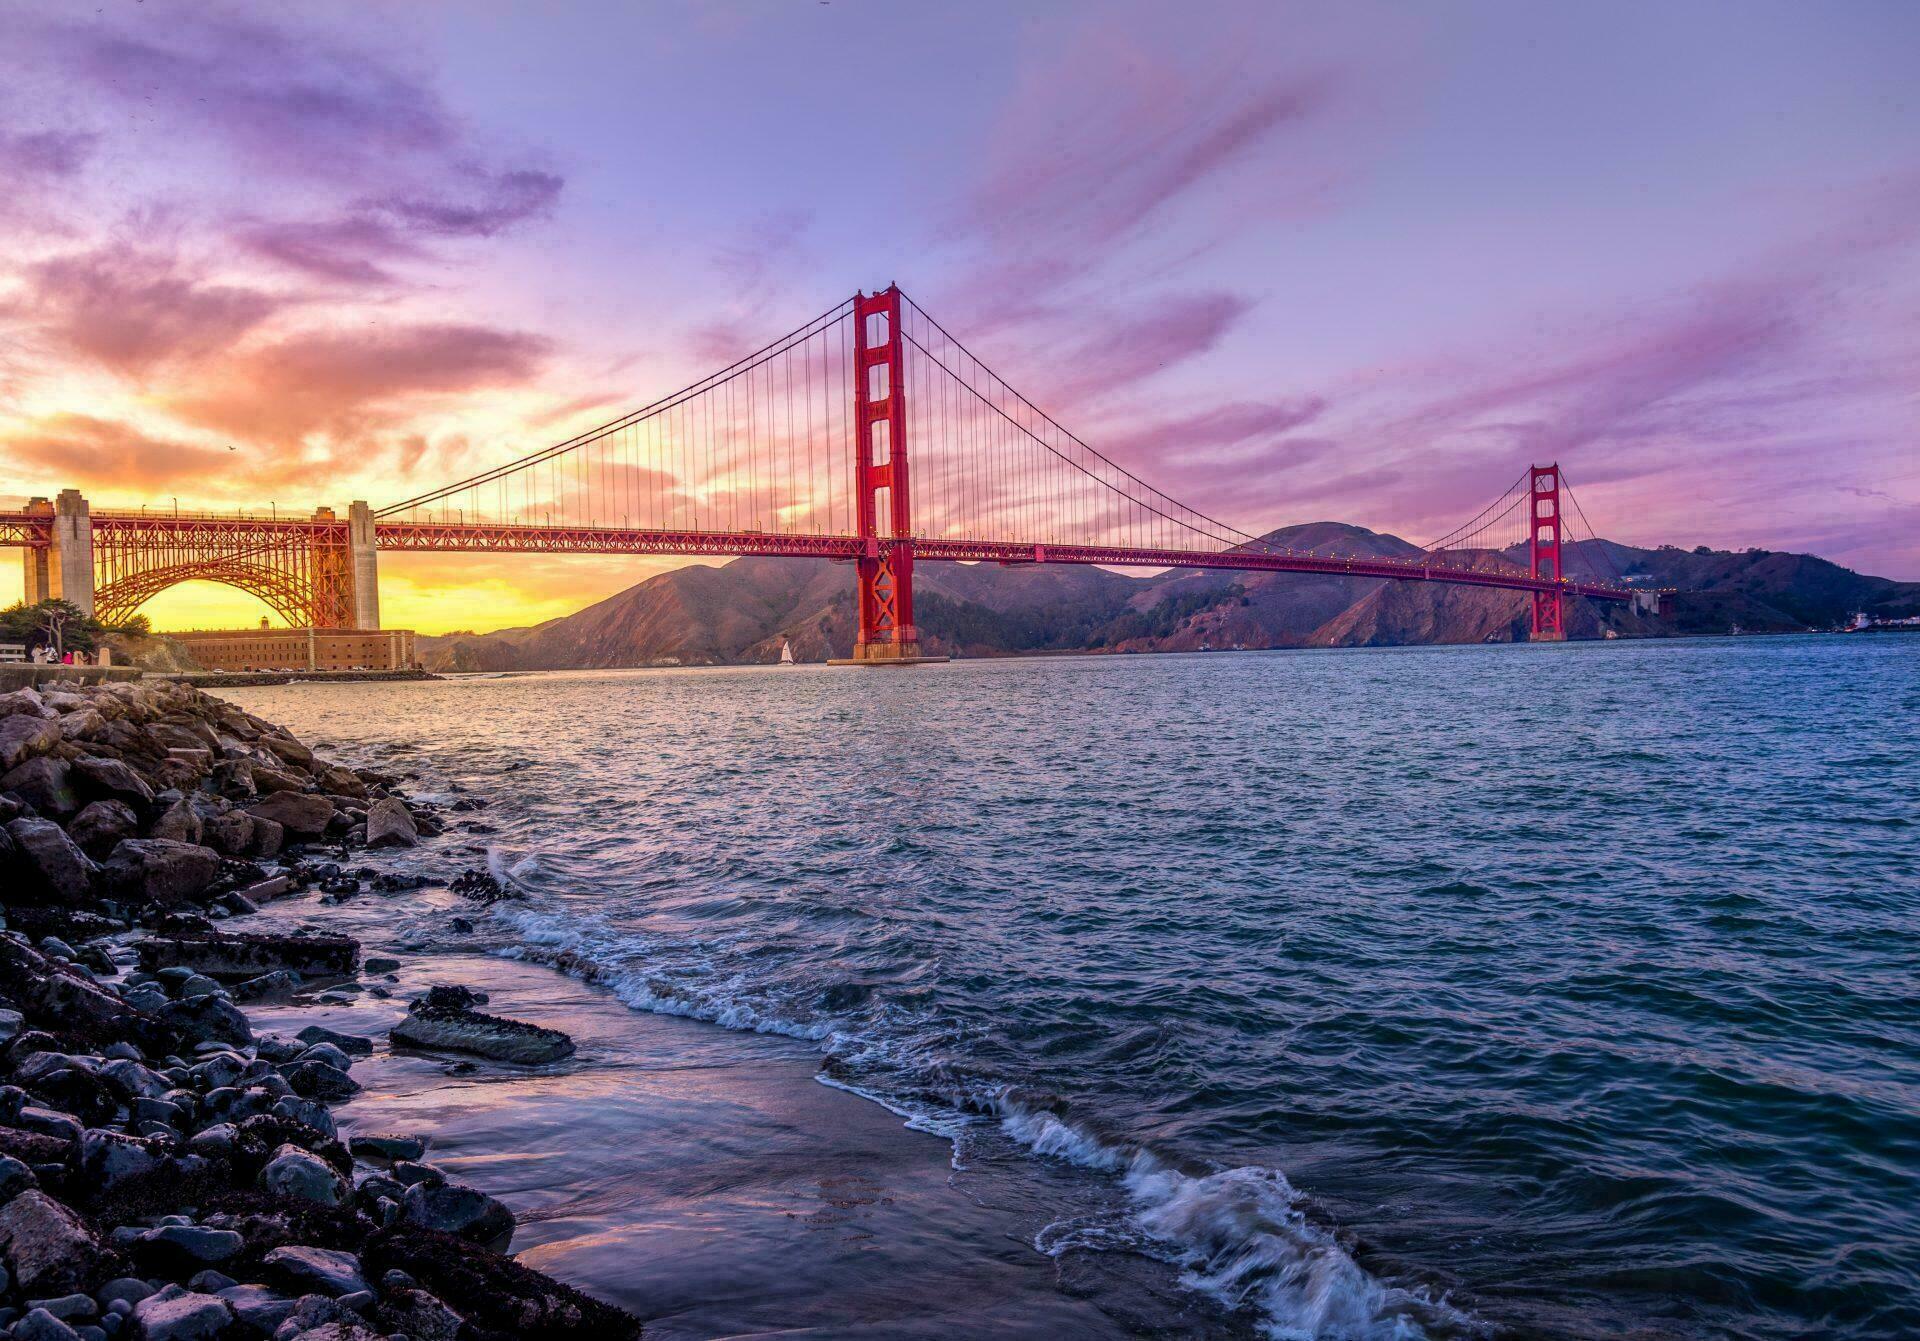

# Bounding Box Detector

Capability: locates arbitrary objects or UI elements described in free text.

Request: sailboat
[778,639,796,665]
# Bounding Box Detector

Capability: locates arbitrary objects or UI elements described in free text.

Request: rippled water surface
[227,635,1920,1340]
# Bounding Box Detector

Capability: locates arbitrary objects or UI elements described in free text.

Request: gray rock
[260,1245,368,1297]
[244,791,334,838]
[0,713,62,771]
[98,840,222,906]
[0,1191,109,1296]
[230,971,301,1003]
[136,932,358,981]
[346,1134,424,1165]
[361,957,400,974]
[294,1025,373,1057]
[24,1294,94,1321]
[390,1002,575,1065]
[198,813,255,857]
[71,757,154,807]
[95,1280,154,1308]
[246,816,284,858]
[215,1284,295,1333]
[139,1225,245,1265]
[146,799,203,847]
[259,1144,348,1207]
[284,1061,360,1100]
[362,798,418,848]
[6,818,99,905]
[67,801,140,860]
[154,995,251,1048]
[101,1059,172,1101]
[129,1291,232,1341]
[78,1129,202,1195]
[12,1307,82,1341]
[400,1180,515,1251]
[0,1153,36,1201]
[1,757,78,817]
[0,1006,24,1042]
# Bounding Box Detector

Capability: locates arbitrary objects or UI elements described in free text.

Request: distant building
[175,619,417,671]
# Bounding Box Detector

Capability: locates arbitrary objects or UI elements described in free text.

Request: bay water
[224,635,1919,1340]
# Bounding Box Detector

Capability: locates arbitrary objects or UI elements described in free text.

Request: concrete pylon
[22,497,52,604]
[347,500,380,629]
[50,489,95,617]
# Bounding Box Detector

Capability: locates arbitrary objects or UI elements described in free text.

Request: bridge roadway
[0,509,1640,605]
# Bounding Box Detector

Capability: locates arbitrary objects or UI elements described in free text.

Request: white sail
[779,639,795,664]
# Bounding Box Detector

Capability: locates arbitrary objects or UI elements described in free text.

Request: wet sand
[245,896,1230,1339]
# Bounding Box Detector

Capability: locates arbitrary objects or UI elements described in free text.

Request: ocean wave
[474,884,1478,1340]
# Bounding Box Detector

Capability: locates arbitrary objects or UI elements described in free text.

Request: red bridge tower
[1529,463,1565,641]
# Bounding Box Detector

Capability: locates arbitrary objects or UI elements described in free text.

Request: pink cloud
[11,244,284,375]
[167,322,551,442]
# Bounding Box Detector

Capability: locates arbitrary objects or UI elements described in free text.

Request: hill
[415,528,1920,669]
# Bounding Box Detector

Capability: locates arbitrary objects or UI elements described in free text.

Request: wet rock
[260,1244,367,1297]
[361,957,399,974]
[135,1224,245,1267]
[12,1307,82,1341]
[70,758,154,808]
[6,818,99,906]
[135,931,359,982]
[2,757,79,817]
[230,971,301,1004]
[67,801,139,861]
[153,995,251,1048]
[365,1226,643,1341]
[215,1283,295,1333]
[294,1027,372,1058]
[362,799,417,849]
[0,937,163,1052]
[400,1181,514,1251]
[448,870,516,903]
[98,840,222,906]
[244,792,333,839]
[129,1290,232,1341]
[259,1145,348,1207]
[346,1135,423,1166]
[0,1152,35,1198]
[284,1062,360,1101]
[77,1129,205,1198]
[0,1191,112,1296]
[389,995,572,1065]
[378,1284,465,1341]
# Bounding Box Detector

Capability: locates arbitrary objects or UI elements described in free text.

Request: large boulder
[390,995,574,1065]
[401,1180,515,1251]
[363,798,418,849]
[0,687,51,719]
[259,1145,349,1207]
[200,811,256,856]
[130,1291,233,1341]
[1,757,79,817]
[0,936,166,1051]
[68,799,140,859]
[99,839,222,905]
[147,797,204,845]
[155,993,252,1047]
[365,1226,643,1341]
[135,930,359,980]
[0,1190,113,1295]
[246,791,334,838]
[5,817,99,905]
[70,753,153,803]
[261,1244,368,1296]
[0,713,61,771]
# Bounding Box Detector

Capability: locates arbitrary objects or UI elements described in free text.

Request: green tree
[0,599,148,655]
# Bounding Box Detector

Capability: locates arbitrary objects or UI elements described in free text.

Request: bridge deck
[0,512,1642,602]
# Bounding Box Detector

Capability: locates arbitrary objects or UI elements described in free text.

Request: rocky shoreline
[0,679,641,1340]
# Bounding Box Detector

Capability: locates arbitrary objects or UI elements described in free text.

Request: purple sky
[2,0,1916,628]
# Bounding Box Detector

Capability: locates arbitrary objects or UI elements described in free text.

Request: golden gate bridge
[1,287,1658,656]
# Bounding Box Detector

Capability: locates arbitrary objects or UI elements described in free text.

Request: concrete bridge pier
[348,500,380,629]
[22,497,52,604]
[50,489,94,617]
